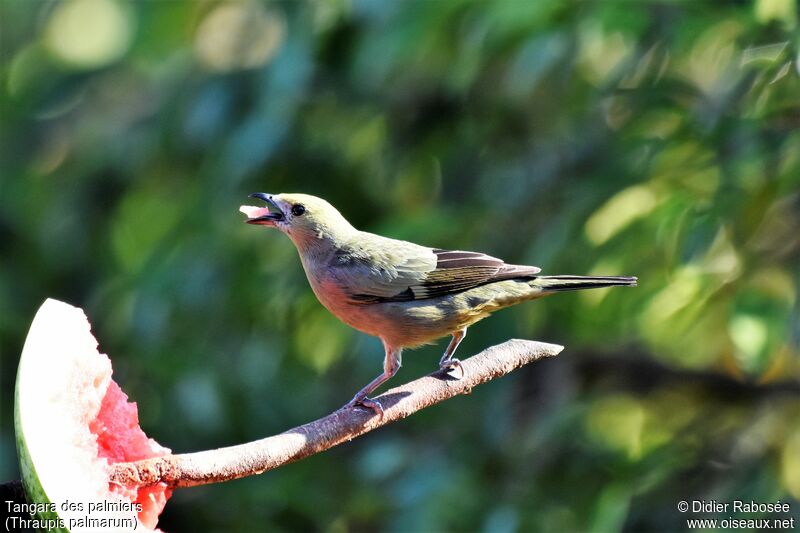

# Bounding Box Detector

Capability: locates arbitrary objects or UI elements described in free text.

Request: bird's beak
[241,193,285,226]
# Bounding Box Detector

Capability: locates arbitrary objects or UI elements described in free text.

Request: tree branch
[109,339,563,489]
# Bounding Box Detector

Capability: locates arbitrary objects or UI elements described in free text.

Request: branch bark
[109,339,563,489]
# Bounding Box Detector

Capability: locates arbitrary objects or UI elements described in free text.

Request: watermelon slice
[15,299,172,531]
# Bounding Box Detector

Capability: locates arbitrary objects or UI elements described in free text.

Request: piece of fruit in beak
[240,205,276,225]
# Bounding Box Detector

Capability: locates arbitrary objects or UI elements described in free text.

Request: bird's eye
[291,204,306,217]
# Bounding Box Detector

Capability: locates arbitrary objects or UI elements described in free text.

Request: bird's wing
[415,249,541,299]
[335,236,541,303]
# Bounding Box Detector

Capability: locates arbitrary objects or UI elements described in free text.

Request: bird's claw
[439,358,464,378]
[345,396,384,419]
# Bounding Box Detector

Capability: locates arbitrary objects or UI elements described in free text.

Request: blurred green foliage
[1,0,799,531]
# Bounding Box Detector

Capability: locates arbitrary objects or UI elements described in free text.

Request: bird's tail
[532,275,638,292]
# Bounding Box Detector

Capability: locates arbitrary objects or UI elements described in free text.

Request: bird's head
[241,193,356,249]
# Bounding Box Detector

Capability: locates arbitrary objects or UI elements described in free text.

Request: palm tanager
[241,193,636,414]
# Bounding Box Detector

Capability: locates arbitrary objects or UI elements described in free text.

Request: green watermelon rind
[14,360,69,533]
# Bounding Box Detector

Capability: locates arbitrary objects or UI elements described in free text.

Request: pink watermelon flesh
[89,379,171,530]
[240,205,271,219]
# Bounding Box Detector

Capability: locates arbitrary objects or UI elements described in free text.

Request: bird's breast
[300,260,379,333]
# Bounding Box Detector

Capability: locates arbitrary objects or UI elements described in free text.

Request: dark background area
[1,0,799,531]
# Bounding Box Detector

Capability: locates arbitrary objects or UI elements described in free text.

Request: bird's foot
[344,396,384,419]
[439,358,464,378]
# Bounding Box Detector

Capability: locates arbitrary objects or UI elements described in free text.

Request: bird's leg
[345,345,402,418]
[438,327,467,378]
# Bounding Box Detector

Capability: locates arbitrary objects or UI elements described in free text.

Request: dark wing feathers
[354,249,541,303]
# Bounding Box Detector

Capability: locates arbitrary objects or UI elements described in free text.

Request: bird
[241,192,636,415]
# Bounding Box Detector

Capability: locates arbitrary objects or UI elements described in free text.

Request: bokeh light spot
[755,0,797,28]
[578,23,633,85]
[194,2,286,72]
[684,20,742,95]
[585,185,660,245]
[642,267,702,325]
[729,314,768,366]
[44,0,133,69]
